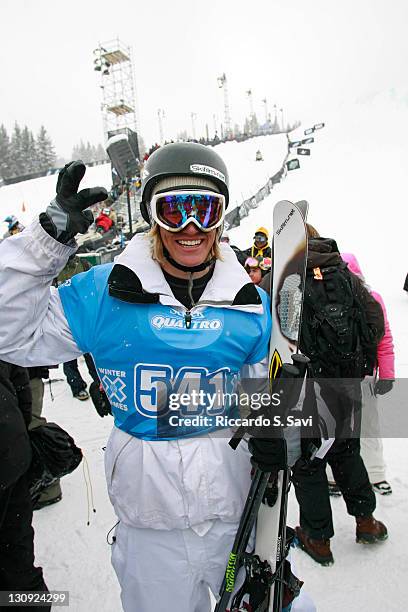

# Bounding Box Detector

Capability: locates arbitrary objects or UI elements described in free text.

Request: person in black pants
[292,436,381,565]
[261,232,388,565]
[63,352,103,400]
[62,357,90,400]
[28,366,63,510]
[0,361,50,611]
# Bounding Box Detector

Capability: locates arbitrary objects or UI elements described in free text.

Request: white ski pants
[111,519,243,612]
[111,520,315,612]
[360,377,386,483]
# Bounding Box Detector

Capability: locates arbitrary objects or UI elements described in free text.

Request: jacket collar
[109,234,264,313]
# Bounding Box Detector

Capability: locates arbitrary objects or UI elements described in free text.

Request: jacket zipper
[184,310,192,329]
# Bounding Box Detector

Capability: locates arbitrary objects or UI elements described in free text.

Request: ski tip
[295,200,309,219]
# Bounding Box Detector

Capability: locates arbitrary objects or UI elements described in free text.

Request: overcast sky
[1,0,407,157]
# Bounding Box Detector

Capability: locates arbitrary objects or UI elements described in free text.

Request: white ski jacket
[0,221,295,530]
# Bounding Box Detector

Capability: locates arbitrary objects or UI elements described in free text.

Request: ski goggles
[254,233,267,244]
[245,257,261,269]
[245,256,271,271]
[150,190,226,232]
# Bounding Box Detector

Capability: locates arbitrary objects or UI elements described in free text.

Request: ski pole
[271,467,291,611]
[271,355,309,612]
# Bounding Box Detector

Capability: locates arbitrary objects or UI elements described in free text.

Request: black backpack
[300,262,377,378]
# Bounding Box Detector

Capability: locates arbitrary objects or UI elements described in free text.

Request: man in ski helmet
[0,144,312,611]
[244,226,271,259]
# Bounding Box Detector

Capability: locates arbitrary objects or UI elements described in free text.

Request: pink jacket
[341,253,395,379]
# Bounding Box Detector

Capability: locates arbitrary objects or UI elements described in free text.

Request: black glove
[89,381,112,418]
[374,379,394,396]
[248,437,287,472]
[39,161,108,243]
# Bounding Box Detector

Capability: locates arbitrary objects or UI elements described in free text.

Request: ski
[294,200,309,220]
[257,200,309,612]
[214,365,306,612]
[215,201,309,611]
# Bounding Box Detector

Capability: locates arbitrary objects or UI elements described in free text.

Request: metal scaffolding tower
[262,98,269,123]
[93,38,138,142]
[217,73,232,138]
[246,89,255,119]
[157,109,165,145]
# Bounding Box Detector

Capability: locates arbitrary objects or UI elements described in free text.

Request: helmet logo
[190,164,225,183]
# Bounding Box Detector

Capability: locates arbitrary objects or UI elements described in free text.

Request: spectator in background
[0,361,51,608]
[95,207,115,234]
[244,256,271,286]
[220,231,247,266]
[2,215,25,240]
[28,366,63,510]
[292,227,387,566]
[339,253,395,495]
[244,226,271,259]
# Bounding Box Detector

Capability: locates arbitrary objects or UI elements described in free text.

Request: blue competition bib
[59,264,271,440]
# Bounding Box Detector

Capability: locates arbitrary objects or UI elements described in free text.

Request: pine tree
[71,143,80,161]
[0,124,11,179]
[85,141,93,163]
[95,143,107,162]
[21,126,38,173]
[72,140,87,162]
[29,132,39,172]
[71,140,108,163]
[36,125,56,171]
[10,122,25,176]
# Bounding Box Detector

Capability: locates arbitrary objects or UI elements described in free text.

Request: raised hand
[40,161,108,243]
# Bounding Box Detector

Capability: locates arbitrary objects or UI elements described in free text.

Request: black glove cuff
[39,213,75,244]
[248,437,287,472]
[39,212,57,239]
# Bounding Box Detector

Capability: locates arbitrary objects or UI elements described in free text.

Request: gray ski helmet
[140,142,229,224]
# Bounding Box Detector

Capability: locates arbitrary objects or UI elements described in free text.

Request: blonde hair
[306,223,320,238]
[148,223,222,265]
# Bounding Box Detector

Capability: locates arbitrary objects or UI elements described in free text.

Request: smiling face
[159,222,217,272]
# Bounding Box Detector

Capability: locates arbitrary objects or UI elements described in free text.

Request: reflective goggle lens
[154,192,224,231]
[254,233,267,243]
[245,257,260,268]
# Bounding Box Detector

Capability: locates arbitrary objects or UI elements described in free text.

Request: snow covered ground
[213,133,288,209]
[0,164,113,233]
[10,95,408,610]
